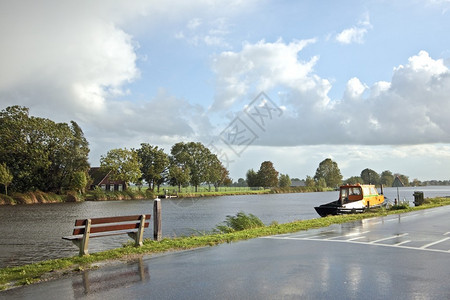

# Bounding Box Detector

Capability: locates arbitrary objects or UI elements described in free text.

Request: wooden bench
[63,214,150,256]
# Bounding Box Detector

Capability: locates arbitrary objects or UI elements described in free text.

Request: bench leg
[80,219,91,256]
[128,214,146,247]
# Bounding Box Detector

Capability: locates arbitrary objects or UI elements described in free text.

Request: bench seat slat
[74,214,151,226]
[63,229,141,241]
[72,222,149,235]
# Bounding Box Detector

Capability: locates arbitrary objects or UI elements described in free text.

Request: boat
[314,184,385,217]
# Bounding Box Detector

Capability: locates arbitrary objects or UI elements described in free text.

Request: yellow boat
[314,184,385,217]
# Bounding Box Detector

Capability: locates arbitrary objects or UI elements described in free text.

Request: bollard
[153,198,162,241]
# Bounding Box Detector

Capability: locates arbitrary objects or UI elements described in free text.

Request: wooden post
[153,198,162,241]
[80,219,91,256]
[367,201,370,210]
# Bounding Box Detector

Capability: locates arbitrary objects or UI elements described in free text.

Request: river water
[1,186,449,268]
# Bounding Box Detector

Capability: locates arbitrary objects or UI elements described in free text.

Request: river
[1,186,449,268]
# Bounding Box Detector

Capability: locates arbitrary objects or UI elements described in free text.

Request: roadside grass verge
[1,197,449,291]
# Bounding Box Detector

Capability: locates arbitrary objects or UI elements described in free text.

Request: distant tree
[100,148,142,189]
[246,169,259,187]
[380,170,394,187]
[279,173,291,188]
[170,142,221,192]
[257,161,279,188]
[344,176,363,185]
[236,178,247,187]
[137,143,169,191]
[411,178,422,186]
[168,165,190,192]
[70,171,88,194]
[317,178,327,188]
[361,168,380,185]
[305,175,315,187]
[314,158,343,188]
[0,163,13,195]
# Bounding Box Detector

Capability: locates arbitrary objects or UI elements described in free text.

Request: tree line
[101,141,231,193]
[0,106,230,195]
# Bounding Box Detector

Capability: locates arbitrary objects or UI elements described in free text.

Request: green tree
[170,142,216,192]
[380,170,394,187]
[314,158,343,188]
[257,161,279,188]
[70,171,88,194]
[137,144,169,191]
[305,175,315,187]
[100,148,142,189]
[361,168,380,185]
[278,173,291,188]
[317,178,327,188]
[246,169,259,187]
[344,176,363,185]
[0,163,13,195]
[0,106,90,193]
[168,165,190,192]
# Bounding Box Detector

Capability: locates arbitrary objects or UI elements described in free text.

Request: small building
[291,179,306,188]
[89,167,127,191]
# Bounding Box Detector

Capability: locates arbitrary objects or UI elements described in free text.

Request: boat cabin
[339,184,384,207]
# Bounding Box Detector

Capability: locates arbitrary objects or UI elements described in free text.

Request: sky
[1,0,450,182]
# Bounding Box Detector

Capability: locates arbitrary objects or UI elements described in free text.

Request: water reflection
[71,258,149,298]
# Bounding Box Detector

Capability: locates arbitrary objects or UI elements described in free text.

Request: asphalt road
[2,206,449,300]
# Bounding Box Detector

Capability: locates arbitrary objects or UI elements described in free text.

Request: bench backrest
[72,214,150,235]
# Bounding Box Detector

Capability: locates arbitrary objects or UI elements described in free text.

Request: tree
[344,176,363,185]
[305,175,315,187]
[246,169,259,187]
[0,163,13,195]
[170,142,219,192]
[314,158,343,188]
[168,165,190,192]
[361,168,380,185]
[0,106,90,193]
[380,170,394,187]
[137,144,169,191]
[70,171,88,194]
[257,161,279,188]
[100,148,142,189]
[279,173,291,188]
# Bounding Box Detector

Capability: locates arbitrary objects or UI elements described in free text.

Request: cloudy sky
[1,0,450,181]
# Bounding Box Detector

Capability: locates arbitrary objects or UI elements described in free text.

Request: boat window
[341,188,348,203]
[350,187,361,195]
[362,187,370,195]
[370,187,378,195]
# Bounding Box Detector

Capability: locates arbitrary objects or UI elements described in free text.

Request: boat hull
[314,204,366,217]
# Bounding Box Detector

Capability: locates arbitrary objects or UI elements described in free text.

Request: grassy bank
[1,197,449,291]
[0,191,82,205]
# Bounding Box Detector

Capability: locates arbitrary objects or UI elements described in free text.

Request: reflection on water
[0,186,449,268]
[72,258,149,298]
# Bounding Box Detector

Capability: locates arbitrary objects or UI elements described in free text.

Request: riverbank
[1,196,449,291]
[0,186,331,205]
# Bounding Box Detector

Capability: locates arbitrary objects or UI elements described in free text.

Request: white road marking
[395,240,411,246]
[262,234,450,255]
[347,236,366,241]
[420,237,450,249]
[369,233,409,244]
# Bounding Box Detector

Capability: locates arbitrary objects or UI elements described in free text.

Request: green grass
[1,197,449,291]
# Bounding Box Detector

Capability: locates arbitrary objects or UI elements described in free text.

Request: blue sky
[1,0,450,182]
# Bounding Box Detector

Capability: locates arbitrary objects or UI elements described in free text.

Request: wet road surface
[2,206,449,299]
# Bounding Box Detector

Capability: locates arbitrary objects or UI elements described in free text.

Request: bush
[215,212,265,233]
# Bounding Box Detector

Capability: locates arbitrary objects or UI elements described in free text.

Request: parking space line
[347,236,366,241]
[395,240,411,246]
[420,237,450,249]
[369,233,408,244]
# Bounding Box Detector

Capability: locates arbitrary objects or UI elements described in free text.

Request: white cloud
[336,13,372,44]
[211,38,322,110]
